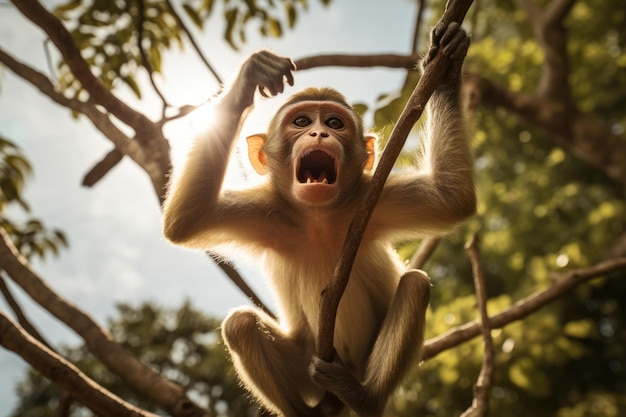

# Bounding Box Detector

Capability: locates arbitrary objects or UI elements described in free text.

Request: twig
[0,312,159,417]
[206,252,275,319]
[164,0,223,85]
[411,0,428,54]
[459,235,494,417]
[409,237,441,270]
[135,0,169,117]
[316,0,476,362]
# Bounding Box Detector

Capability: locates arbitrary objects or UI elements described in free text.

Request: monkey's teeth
[322,178,328,184]
[306,178,312,184]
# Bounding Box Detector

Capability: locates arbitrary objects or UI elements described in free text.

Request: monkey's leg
[222,307,324,417]
[311,270,431,417]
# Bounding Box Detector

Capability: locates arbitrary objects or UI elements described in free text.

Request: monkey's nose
[310,131,330,138]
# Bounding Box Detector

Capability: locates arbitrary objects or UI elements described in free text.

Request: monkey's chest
[264,239,398,372]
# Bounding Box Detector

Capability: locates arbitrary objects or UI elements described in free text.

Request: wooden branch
[0,46,168,194]
[0,312,159,417]
[459,235,494,417]
[82,148,125,187]
[422,256,626,361]
[316,0,476,362]
[411,0,428,54]
[164,0,223,85]
[294,53,419,71]
[136,0,169,116]
[0,228,211,417]
[0,273,50,348]
[206,252,275,319]
[465,73,626,186]
[409,237,441,270]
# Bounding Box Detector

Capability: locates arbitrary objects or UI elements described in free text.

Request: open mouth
[296,150,337,184]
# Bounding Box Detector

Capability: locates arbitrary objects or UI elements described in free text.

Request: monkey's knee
[222,307,260,353]
[400,269,432,308]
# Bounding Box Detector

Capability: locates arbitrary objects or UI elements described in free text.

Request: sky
[0,0,420,413]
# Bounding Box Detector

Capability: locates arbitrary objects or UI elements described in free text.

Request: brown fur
[163,23,474,417]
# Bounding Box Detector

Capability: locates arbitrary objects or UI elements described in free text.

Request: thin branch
[0,228,210,417]
[294,53,418,71]
[206,252,275,319]
[135,0,169,117]
[411,0,428,54]
[459,235,494,417]
[316,0,476,362]
[409,237,441,270]
[422,256,626,360]
[0,273,50,348]
[164,0,223,84]
[0,312,159,417]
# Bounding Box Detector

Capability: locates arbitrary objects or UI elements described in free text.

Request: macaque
[163,21,475,417]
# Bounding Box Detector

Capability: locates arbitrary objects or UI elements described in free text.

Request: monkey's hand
[310,356,382,417]
[422,21,470,89]
[229,50,296,111]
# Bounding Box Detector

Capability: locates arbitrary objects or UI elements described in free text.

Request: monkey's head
[247,87,376,207]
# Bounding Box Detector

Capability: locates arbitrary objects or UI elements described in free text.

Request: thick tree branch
[0,228,211,417]
[316,0,476,362]
[422,256,626,360]
[0,46,167,194]
[0,312,159,417]
[465,73,626,185]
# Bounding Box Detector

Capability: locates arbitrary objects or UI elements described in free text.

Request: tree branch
[316,0,476,362]
[409,237,441,270]
[422,256,626,360]
[294,53,419,71]
[164,0,223,85]
[459,235,494,417]
[0,228,211,417]
[0,312,159,417]
[0,46,167,193]
[465,73,626,185]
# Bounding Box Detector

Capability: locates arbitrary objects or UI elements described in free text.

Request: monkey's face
[269,101,368,206]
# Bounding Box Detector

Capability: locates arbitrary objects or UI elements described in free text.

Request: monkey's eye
[293,116,312,127]
[325,117,344,129]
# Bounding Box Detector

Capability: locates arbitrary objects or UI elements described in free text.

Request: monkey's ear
[364,136,377,171]
[246,134,268,175]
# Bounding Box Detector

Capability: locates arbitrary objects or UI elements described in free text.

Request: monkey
[162,21,475,417]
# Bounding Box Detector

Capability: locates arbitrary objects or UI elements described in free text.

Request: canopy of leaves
[53,0,329,99]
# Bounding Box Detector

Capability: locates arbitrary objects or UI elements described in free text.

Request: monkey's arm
[162,51,295,248]
[372,22,476,238]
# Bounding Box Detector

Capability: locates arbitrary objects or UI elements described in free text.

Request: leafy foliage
[53,0,329,98]
[0,136,67,260]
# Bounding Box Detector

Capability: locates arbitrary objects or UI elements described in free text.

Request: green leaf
[183,4,203,28]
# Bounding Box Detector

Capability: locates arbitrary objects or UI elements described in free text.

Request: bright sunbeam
[164,101,264,190]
